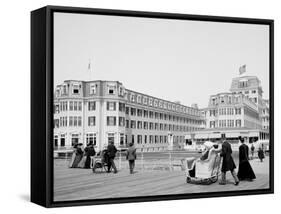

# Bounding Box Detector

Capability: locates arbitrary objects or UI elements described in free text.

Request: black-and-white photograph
[52,11,271,202]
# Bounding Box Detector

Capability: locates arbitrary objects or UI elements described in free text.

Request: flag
[239,64,246,75]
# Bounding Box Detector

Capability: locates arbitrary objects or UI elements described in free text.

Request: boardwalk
[54,153,270,202]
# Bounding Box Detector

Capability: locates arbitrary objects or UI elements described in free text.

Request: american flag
[239,64,246,75]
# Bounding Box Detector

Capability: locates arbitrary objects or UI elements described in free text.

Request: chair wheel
[186,177,191,183]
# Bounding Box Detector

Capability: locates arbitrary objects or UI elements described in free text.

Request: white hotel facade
[53,80,205,152]
[187,75,269,147]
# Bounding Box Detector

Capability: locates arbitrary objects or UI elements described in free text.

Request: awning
[208,133,221,139]
[185,135,192,140]
[249,132,259,137]
[194,133,209,139]
[226,132,241,138]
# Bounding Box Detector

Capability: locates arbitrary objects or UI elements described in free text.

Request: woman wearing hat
[69,143,84,168]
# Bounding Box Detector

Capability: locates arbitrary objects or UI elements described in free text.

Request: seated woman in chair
[187,141,220,177]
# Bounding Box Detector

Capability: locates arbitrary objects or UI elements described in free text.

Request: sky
[54,12,269,108]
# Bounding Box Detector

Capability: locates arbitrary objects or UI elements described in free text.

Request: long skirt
[238,161,256,180]
[77,156,87,168]
[71,154,83,168]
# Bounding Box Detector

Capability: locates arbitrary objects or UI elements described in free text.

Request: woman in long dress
[69,143,84,168]
[237,138,256,181]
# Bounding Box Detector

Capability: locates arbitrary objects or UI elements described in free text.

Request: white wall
[0,0,280,213]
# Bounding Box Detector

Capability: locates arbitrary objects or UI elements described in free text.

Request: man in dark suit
[220,139,239,185]
[107,142,118,173]
[126,142,137,174]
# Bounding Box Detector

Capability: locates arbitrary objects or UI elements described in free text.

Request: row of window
[209,119,241,128]
[54,116,82,128]
[54,116,201,132]
[209,108,242,116]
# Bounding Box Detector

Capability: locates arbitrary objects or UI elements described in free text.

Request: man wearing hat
[219,135,239,185]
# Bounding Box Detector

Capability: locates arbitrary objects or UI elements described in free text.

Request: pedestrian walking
[84,143,96,169]
[107,142,118,173]
[258,147,265,162]
[126,143,137,174]
[251,143,255,159]
[219,139,239,186]
[237,138,256,181]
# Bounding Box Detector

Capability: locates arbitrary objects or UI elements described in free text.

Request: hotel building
[186,75,269,148]
[53,80,205,152]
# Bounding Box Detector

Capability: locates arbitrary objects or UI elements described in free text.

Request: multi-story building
[53,80,205,152]
[262,99,270,130]
[185,75,269,149]
[205,92,261,130]
[229,76,264,120]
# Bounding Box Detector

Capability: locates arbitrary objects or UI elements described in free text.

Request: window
[88,101,96,111]
[130,94,135,102]
[149,111,154,118]
[72,84,80,94]
[236,119,241,127]
[119,117,125,127]
[137,95,142,103]
[130,120,136,129]
[90,84,96,95]
[119,102,125,112]
[78,102,82,111]
[137,121,142,129]
[126,120,129,128]
[143,110,148,118]
[86,133,96,145]
[78,117,82,126]
[253,97,257,103]
[120,133,124,146]
[88,116,95,126]
[131,108,136,116]
[107,116,116,126]
[107,102,116,111]
[131,135,135,144]
[137,109,142,117]
[74,101,78,111]
[235,108,241,115]
[73,116,77,126]
[149,122,154,130]
[54,119,59,128]
[69,101,73,111]
[149,98,153,106]
[71,134,79,146]
[149,135,153,144]
[137,135,142,144]
[108,85,115,95]
[252,90,256,94]
[125,107,130,115]
[144,135,147,144]
[143,121,148,129]
[69,116,73,126]
[118,86,124,96]
[143,97,148,105]
[108,133,115,144]
[155,136,158,143]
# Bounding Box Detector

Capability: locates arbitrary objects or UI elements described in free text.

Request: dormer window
[130,94,135,102]
[72,84,80,94]
[90,84,96,95]
[149,98,153,106]
[62,85,67,95]
[154,99,158,107]
[119,86,124,96]
[107,84,116,95]
[137,95,142,103]
[143,96,148,105]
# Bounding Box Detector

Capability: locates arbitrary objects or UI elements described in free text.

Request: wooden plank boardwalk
[54,156,270,202]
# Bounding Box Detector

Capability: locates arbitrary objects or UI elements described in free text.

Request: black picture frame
[31,5,274,208]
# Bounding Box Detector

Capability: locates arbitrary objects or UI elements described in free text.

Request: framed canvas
[31,5,274,208]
